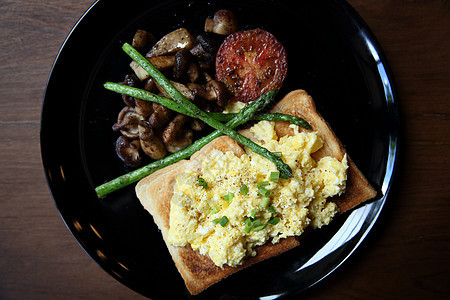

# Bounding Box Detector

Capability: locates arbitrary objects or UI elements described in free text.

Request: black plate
[41,0,399,299]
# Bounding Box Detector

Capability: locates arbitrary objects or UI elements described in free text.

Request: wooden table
[1,0,448,299]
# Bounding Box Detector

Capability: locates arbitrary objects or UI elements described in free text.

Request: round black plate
[41,0,399,299]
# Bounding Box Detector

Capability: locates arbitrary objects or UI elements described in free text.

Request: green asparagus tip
[104,82,113,90]
[122,42,132,51]
[95,186,106,198]
[279,165,293,179]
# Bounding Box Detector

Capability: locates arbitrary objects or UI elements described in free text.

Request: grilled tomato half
[215,29,288,103]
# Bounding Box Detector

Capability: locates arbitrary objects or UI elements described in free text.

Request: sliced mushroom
[187,62,200,83]
[146,28,196,57]
[115,136,142,167]
[165,131,193,153]
[170,81,195,101]
[162,114,188,144]
[190,118,205,131]
[196,33,221,54]
[129,61,149,81]
[209,80,230,107]
[188,80,229,106]
[189,39,216,70]
[190,43,205,57]
[119,74,140,107]
[139,122,167,160]
[203,72,213,83]
[173,49,193,79]
[162,114,193,153]
[135,99,154,118]
[148,104,173,130]
[143,77,156,92]
[112,107,145,139]
[155,81,195,101]
[206,9,239,35]
[132,29,156,52]
[130,56,175,81]
[149,56,176,70]
[186,82,204,95]
[187,83,214,101]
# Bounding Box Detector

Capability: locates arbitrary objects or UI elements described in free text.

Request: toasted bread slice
[135,89,376,295]
[266,90,377,212]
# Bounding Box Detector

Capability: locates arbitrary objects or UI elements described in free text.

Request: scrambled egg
[223,100,246,113]
[167,121,348,267]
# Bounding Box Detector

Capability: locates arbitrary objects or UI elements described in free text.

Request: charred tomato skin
[215,28,288,103]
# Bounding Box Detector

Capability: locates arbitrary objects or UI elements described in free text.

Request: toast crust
[136,90,376,294]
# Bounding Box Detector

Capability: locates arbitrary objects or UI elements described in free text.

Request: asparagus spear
[103,82,312,130]
[211,113,312,130]
[104,82,187,114]
[122,43,292,179]
[95,90,277,198]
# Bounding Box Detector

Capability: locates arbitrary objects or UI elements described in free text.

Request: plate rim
[40,0,400,298]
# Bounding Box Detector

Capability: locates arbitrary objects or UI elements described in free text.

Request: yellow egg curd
[167,121,348,267]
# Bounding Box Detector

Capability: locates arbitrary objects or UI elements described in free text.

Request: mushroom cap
[115,136,142,167]
[212,9,239,35]
[112,107,145,139]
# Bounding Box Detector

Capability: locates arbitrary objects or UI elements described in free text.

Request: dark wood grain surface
[1,0,449,299]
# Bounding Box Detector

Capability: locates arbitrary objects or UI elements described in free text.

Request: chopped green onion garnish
[261,197,270,209]
[269,205,277,214]
[257,181,269,188]
[212,218,220,224]
[244,218,253,233]
[268,216,280,225]
[270,172,280,182]
[253,224,267,231]
[240,184,249,196]
[252,219,262,227]
[198,177,208,189]
[251,209,258,218]
[219,216,229,227]
[210,206,219,214]
[258,187,270,197]
[224,191,234,202]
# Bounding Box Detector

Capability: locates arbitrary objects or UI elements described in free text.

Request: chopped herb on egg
[270,171,280,182]
[258,187,270,197]
[268,216,280,225]
[269,205,277,214]
[252,219,262,227]
[224,191,234,202]
[198,177,209,189]
[212,218,220,224]
[218,216,229,227]
[257,181,269,188]
[261,196,270,208]
[210,206,219,214]
[253,223,267,231]
[251,209,258,218]
[240,184,248,196]
[244,214,279,233]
